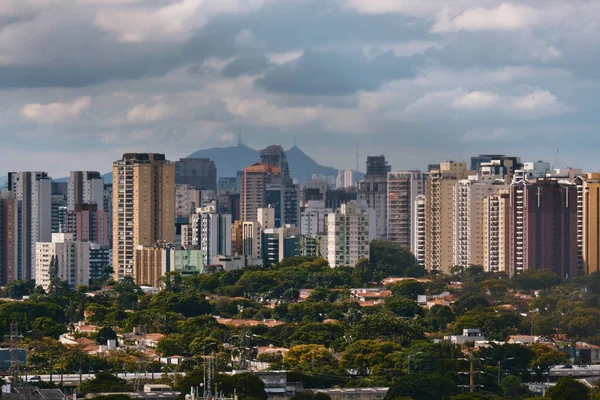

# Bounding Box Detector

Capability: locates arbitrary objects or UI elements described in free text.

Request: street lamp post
[497,358,515,383]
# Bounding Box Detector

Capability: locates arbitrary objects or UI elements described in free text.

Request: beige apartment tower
[453,178,508,268]
[482,190,510,273]
[425,162,469,272]
[577,173,600,275]
[112,153,175,282]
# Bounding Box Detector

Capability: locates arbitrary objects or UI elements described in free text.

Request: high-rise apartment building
[182,203,232,265]
[453,177,508,267]
[112,153,175,281]
[175,158,217,191]
[509,179,578,277]
[482,190,510,273]
[35,233,90,291]
[300,200,330,236]
[73,204,110,247]
[242,221,262,260]
[231,220,244,256]
[67,171,104,211]
[51,195,67,233]
[575,173,600,275]
[358,156,391,239]
[103,184,113,246]
[261,145,290,178]
[175,184,202,218]
[413,195,426,265]
[327,203,375,268]
[424,162,469,273]
[471,154,521,183]
[7,171,52,280]
[262,226,300,266]
[0,190,18,285]
[241,163,281,222]
[387,171,427,249]
[336,169,354,189]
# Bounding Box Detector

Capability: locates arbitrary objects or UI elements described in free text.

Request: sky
[1,0,599,177]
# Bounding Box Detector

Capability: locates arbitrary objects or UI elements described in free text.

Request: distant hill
[48,145,360,187]
[188,143,362,184]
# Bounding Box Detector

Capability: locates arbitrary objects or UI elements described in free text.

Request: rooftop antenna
[553,148,560,170]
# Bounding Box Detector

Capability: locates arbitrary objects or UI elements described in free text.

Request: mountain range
[8,144,360,186]
[187,143,361,184]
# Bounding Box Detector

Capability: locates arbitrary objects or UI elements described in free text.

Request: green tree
[95,326,118,345]
[545,377,589,400]
[31,317,67,339]
[340,340,400,376]
[529,344,568,380]
[4,280,35,299]
[512,269,561,291]
[368,240,416,281]
[78,373,131,393]
[452,294,489,316]
[499,376,532,399]
[425,305,455,331]
[384,296,423,318]
[288,322,345,348]
[384,373,457,400]
[284,345,344,376]
[390,281,425,300]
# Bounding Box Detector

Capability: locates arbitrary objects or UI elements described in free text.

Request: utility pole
[458,349,483,392]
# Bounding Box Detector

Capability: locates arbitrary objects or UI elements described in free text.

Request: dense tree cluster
[3,241,600,400]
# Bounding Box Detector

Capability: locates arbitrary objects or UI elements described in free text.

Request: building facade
[509,179,578,277]
[183,203,232,265]
[112,153,175,281]
[35,233,90,291]
[7,171,52,280]
[453,178,508,267]
[134,246,205,287]
[175,158,217,191]
[386,171,427,250]
[482,190,511,273]
[327,203,375,268]
[241,163,281,222]
[67,171,104,211]
[424,162,469,273]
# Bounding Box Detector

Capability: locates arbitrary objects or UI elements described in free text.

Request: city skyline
[1,1,598,176]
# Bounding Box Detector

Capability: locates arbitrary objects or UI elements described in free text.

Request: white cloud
[452,91,500,109]
[21,96,91,123]
[512,89,561,111]
[126,102,171,123]
[94,0,268,43]
[432,3,541,33]
[266,51,303,64]
[400,87,569,120]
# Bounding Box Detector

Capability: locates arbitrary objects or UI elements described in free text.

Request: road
[7,372,185,384]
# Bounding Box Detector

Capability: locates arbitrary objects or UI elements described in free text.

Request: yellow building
[578,173,600,275]
[482,190,510,274]
[112,153,175,281]
[425,161,470,273]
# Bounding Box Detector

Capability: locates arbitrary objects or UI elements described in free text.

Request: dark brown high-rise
[509,179,578,277]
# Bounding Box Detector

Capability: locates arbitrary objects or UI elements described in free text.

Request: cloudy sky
[1,0,598,176]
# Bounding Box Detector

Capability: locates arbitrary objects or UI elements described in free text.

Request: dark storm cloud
[222,54,272,77]
[255,49,424,95]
